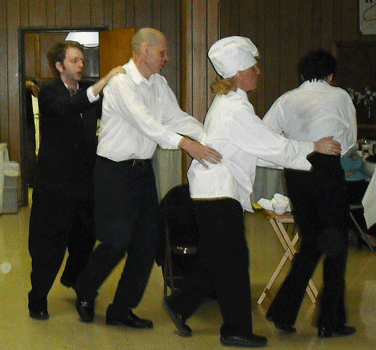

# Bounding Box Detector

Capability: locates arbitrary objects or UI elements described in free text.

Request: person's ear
[140,43,149,56]
[55,61,63,73]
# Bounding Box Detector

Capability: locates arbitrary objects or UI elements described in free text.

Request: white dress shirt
[188,89,314,212]
[263,80,357,155]
[86,86,100,102]
[97,59,205,161]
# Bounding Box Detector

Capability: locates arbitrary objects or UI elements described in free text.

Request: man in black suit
[28,40,124,320]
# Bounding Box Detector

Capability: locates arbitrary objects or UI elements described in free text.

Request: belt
[122,158,152,167]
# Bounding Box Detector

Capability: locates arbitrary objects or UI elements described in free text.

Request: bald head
[132,28,166,55]
[131,27,169,79]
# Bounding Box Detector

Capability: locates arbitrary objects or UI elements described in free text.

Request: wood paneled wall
[180,0,220,180]
[220,0,373,118]
[0,0,371,203]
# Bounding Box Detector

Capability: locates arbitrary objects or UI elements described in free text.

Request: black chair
[159,184,199,297]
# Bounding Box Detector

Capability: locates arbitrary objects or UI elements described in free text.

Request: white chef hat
[208,36,259,78]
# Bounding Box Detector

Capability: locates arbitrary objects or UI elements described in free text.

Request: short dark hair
[48,40,84,77]
[299,49,337,82]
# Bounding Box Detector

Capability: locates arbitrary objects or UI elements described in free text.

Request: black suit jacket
[34,78,101,195]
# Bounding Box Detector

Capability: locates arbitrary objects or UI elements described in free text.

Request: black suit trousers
[28,189,95,309]
[75,157,160,314]
[166,198,254,337]
[267,154,349,329]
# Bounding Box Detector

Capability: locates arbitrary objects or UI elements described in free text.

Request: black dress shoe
[273,321,296,333]
[266,314,296,333]
[220,334,268,347]
[60,277,76,289]
[318,325,356,338]
[106,310,153,329]
[29,309,49,320]
[163,298,192,337]
[76,299,95,323]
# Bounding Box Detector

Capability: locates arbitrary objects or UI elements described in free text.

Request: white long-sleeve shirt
[188,89,314,212]
[263,80,357,156]
[97,59,205,161]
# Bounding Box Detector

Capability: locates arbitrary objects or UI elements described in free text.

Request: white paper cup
[362,144,371,157]
[272,202,288,215]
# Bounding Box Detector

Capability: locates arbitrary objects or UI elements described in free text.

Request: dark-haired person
[28,40,124,320]
[264,49,357,338]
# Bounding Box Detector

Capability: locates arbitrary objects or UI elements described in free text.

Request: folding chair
[349,204,375,251]
[160,184,198,297]
[257,210,318,305]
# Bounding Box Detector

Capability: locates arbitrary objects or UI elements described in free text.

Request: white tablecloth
[362,169,376,229]
[252,167,287,202]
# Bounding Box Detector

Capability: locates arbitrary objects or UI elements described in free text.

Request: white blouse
[263,80,357,156]
[188,88,314,212]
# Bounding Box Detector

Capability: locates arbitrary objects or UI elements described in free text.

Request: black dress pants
[267,154,349,329]
[28,188,95,310]
[167,198,254,337]
[75,157,160,316]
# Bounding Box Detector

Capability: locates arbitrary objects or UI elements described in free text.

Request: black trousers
[345,179,368,205]
[167,198,254,337]
[75,156,160,316]
[267,154,349,329]
[28,189,95,310]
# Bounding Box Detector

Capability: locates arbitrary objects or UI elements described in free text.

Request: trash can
[0,143,20,214]
[2,161,20,214]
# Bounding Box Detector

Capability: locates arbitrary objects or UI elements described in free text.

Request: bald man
[75,28,221,327]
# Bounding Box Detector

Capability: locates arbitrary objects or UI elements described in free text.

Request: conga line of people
[27,27,356,348]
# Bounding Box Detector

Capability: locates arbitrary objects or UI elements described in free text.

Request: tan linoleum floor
[1,202,376,349]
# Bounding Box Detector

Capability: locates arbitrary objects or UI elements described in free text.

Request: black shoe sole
[163,299,192,337]
[220,336,268,347]
[318,326,356,338]
[266,314,296,333]
[273,322,296,333]
[29,310,49,320]
[76,301,95,323]
[60,278,76,289]
[106,318,153,329]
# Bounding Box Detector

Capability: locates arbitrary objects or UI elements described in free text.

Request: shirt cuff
[308,142,315,153]
[87,86,100,103]
[174,135,184,148]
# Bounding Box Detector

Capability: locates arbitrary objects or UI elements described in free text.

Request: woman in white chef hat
[163,36,340,348]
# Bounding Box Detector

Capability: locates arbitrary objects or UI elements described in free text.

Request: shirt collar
[61,80,79,91]
[125,59,157,86]
[301,79,330,87]
[236,88,248,99]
